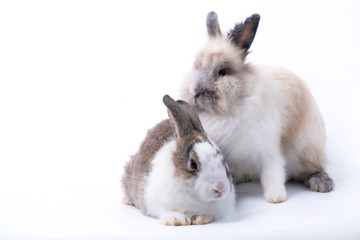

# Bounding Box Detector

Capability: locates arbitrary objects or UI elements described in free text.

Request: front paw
[160,212,191,226]
[191,215,214,225]
[264,188,287,204]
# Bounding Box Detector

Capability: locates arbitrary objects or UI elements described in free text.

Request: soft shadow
[215,180,310,224]
[286,180,309,198]
[216,182,263,223]
[234,181,263,201]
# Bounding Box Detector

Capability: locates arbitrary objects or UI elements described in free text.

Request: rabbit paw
[191,215,214,225]
[306,171,334,192]
[264,187,287,204]
[160,212,191,226]
[122,196,134,206]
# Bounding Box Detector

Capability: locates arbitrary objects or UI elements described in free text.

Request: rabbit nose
[215,181,225,191]
[194,92,200,100]
[194,93,201,104]
[213,181,226,197]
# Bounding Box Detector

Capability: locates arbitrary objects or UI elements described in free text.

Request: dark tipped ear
[176,100,205,134]
[163,95,193,138]
[228,13,260,52]
[207,11,222,37]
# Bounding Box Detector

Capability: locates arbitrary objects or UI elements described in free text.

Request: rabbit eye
[218,68,227,77]
[189,159,198,170]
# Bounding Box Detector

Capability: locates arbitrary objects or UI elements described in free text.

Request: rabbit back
[122,120,173,213]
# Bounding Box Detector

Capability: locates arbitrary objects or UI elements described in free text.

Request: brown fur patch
[172,132,208,181]
[299,146,326,173]
[280,74,309,147]
[277,69,328,178]
[277,71,326,174]
[122,120,174,213]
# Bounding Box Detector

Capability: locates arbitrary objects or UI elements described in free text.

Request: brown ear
[206,11,222,37]
[228,13,260,52]
[163,95,205,138]
[175,100,205,134]
[163,95,193,138]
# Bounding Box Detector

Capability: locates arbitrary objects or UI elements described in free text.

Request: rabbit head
[181,12,260,114]
[163,95,233,202]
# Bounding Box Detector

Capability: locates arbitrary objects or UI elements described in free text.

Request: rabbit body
[144,133,235,225]
[180,12,334,203]
[122,96,235,225]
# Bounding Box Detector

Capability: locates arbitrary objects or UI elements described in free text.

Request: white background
[1,0,360,239]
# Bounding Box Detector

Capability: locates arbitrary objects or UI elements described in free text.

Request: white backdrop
[1,1,360,239]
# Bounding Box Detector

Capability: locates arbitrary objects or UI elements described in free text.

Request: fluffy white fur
[144,138,235,225]
[179,11,334,203]
[182,64,326,203]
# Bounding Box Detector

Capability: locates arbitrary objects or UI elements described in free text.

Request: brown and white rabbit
[122,95,235,226]
[180,12,334,204]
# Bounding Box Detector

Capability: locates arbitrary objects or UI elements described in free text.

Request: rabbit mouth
[206,189,229,202]
[213,189,226,200]
[199,186,230,202]
[193,91,218,113]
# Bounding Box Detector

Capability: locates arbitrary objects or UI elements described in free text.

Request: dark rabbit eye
[190,159,198,170]
[219,68,227,76]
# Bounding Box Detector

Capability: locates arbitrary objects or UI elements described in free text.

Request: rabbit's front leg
[160,211,192,226]
[260,154,287,203]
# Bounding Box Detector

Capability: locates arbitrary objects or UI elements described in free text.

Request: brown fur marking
[172,133,208,181]
[299,146,326,173]
[278,71,326,175]
[122,120,174,213]
[280,74,309,147]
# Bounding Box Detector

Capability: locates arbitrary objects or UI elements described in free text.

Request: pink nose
[215,181,225,192]
[213,181,226,198]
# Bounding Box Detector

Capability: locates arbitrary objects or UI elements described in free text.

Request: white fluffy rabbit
[122,95,235,226]
[180,12,334,203]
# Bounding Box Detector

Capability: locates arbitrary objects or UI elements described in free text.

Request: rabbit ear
[176,100,205,134]
[163,95,193,138]
[163,95,205,138]
[207,11,222,37]
[228,13,260,52]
